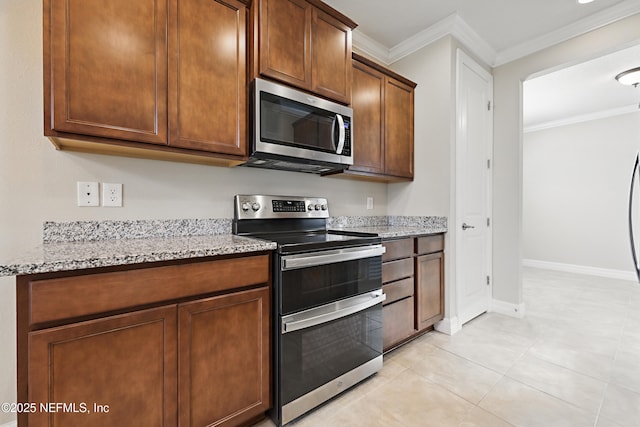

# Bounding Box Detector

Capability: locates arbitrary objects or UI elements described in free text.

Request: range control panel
[234,195,329,220]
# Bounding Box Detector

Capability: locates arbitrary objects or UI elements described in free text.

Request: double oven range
[233,195,386,425]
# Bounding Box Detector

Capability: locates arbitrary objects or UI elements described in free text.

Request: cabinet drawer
[382,277,413,305]
[382,258,413,283]
[383,296,415,350]
[28,255,270,325]
[382,238,413,262]
[416,234,444,255]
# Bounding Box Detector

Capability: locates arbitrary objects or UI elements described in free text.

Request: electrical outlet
[366,197,374,210]
[102,183,123,207]
[77,182,99,207]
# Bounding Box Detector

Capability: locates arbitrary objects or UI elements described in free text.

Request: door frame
[454,48,494,327]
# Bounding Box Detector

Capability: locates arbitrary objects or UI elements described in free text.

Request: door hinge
[487,159,491,169]
[487,217,490,227]
[487,100,492,111]
[486,275,490,285]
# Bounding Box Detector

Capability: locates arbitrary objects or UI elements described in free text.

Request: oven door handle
[281,244,386,270]
[282,290,386,334]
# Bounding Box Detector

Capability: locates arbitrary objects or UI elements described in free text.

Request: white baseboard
[490,299,526,318]
[0,420,17,427]
[435,316,462,335]
[523,259,637,281]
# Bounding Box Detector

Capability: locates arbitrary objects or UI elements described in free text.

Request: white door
[455,50,493,326]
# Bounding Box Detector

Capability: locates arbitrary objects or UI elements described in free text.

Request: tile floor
[255,267,640,427]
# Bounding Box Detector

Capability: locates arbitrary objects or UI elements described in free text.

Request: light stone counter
[0,216,447,277]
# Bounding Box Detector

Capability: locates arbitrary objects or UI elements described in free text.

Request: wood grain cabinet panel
[46,0,168,144]
[350,61,385,174]
[258,0,311,88]
[383,296,415,350]
[342,54,416,181]
[179,287,271,427]
[254,0,354,103]
[311,8,352,103]
[385,78,415,179]
[28,306,177,427]
[169,0,247,156]
[416,251,445,331]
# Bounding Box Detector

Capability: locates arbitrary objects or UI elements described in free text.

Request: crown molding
[351,1,640,68]
[524,104,639,133]
[352,30,392,65]
[495,0,640,66]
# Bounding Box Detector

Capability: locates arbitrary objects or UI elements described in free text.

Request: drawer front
[382,257,413,283]
[382,277,413,305]
[28,255,271,325]
[416,234,444,255]
[383,296,415,350]
[382,238,413,262]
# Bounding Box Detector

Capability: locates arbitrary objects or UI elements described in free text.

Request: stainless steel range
[233,195,385,426]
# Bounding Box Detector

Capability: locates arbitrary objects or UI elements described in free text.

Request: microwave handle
[334,114,345,155]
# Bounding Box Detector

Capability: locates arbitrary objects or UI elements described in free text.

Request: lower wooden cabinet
[29,306,178,426]
[17,254,271,427]
[381,234,444,351]
[179,287,270,427]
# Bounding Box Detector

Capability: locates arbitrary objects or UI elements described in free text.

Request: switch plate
[102,183,123,207]
[366,197,374,210]
[77,182,99,207]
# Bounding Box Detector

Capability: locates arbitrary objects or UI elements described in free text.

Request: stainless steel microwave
[241,78,353,174]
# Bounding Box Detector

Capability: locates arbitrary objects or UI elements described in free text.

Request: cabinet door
[416,251,444,330]
[384,77,414,179]
[28,306,177,426]
[259,0,311,89]
[168,0,247,155]
[46,0,168,144]
[311,8,351,104]
[178,286,271,427]
[350,60,385,174]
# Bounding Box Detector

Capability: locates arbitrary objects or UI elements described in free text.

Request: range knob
[241,202,251,212]
[321,204,327,211]
[251,202,261,212]
[307,204,313,211]
[315,204,321,211]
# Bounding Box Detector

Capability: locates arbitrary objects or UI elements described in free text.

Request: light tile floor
[255,268,640,426]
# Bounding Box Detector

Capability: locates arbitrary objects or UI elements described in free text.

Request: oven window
[260,92,340,153]
[280,256,382,315]
[280,304,382,405]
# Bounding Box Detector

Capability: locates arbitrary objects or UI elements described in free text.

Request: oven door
[279,244,385,315]
[280,291,384,424]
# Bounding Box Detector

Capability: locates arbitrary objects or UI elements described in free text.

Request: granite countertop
[0,216,447,277]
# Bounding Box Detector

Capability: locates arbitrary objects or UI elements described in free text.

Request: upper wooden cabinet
[168,0,247,156]
[44,0,249,164]
[343,53,416,181]
[252,0,356,104]
[45,0,169,145]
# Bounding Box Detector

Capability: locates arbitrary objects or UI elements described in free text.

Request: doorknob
[462,223,475,230]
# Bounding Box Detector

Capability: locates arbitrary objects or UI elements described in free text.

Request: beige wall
[0,0,389,421]
[493,13,640,306]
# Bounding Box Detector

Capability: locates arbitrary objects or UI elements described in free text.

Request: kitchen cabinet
[343,54,416,181]
[381,234,445,352]
[381,238,416,351]
[415,235,445,331]
[44,0,249,166]
[17,254,271,427]
[251,0,356,104]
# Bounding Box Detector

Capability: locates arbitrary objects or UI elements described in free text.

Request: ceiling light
[615,67,640,87]
[577,0,594,3]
